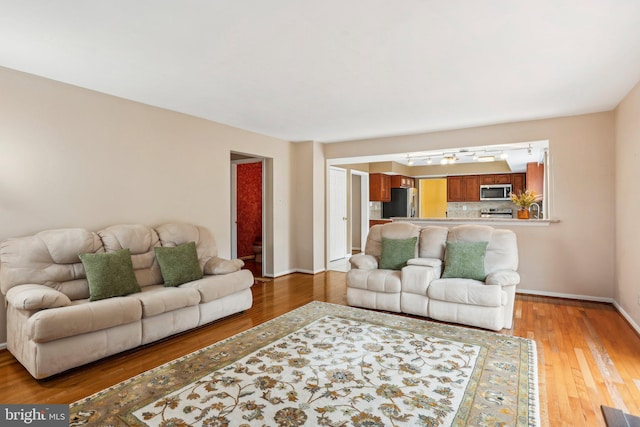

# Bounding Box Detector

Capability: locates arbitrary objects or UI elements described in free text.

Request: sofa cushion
[27,297,142,343]
[379,237,417,270]
[428,279,506,307]
[446,225,519,275]
[155,223,218,266]
[179,269,254,303]
[79,248,142,301]
[345,269,402,293]
[0,228,103,300]
[155,242,203,287]
[129,285,201,317]
[441,241,488,281]
[418,226,449,259]
[98,224,163,288]
[363,222,421,259]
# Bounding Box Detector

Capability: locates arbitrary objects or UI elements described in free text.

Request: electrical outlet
[463,205,467,211]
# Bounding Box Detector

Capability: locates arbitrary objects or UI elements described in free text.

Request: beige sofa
[347,223,519,331]
[0,223,254,379]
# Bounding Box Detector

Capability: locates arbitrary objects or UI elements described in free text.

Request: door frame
[230,156,266,277]
[350,169,369,253]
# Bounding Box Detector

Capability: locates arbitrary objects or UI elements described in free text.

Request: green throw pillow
[378,237,417,270]
[154,241,203,287]
[79,248,141,301]
[441,241,489,281]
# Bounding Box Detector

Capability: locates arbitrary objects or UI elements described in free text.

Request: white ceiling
[1,1,639,143]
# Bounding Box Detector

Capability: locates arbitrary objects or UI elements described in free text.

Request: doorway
[329,166,347,262]
[327,166,369,272]
[231,154,265,278]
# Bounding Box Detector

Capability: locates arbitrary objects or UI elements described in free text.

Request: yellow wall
[418,179,447,218]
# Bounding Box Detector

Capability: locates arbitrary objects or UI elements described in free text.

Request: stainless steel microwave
[480,184,512,201]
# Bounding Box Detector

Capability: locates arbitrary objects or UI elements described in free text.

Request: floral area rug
[70,301,539,426]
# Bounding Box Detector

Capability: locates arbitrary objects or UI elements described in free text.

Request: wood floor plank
[0,270,639,427]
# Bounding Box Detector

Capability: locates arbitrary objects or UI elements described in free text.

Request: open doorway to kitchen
[231,153,268,278]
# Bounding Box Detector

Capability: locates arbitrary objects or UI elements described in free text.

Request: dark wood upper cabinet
[447,176,464,202]
[390,175,415,188]
[463,175,480,201]
[526,163,544,196]
[447,175,479,202]
[369,173,391,202]
[511,173,526,195]
[480,174,512,185]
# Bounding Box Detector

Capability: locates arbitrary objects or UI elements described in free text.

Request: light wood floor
[1,271,639,426]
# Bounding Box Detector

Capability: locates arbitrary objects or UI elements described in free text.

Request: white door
[329,167,348,261]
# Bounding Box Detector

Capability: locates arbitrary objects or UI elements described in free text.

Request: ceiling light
[407,156,414,165]
[527,144,533,155]
[472,153,478,161]
[500,151,508,159]
[477,155,495,162]
[426,156,432,164]
[441,154,456,165]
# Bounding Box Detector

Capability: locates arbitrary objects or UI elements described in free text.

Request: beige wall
[615,79,640,329]
[0,66,295,343]
[325,112,617,300]
[292,141,325,273]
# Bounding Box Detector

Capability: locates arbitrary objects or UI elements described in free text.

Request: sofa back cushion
[418,226,449,259]
[98,224,162,288]
[154,223,218,268]
[364,222,421,259]
[446,225,518,275]
[0,228,103,300]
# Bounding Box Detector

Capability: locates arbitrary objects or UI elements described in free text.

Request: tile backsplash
[447,201,515,218]
[369,201,383,219]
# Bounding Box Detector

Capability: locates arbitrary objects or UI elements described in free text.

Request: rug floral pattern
[70,302,538,426]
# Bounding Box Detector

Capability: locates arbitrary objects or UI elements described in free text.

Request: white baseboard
[517,288,614,304]
[612,301,640,336]
[295,268,326,275]
[0,342,6,350]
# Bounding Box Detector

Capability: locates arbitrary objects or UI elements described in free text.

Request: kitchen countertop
[391,217,559,226]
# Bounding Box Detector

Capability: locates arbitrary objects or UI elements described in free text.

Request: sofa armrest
[204,257,244,275]
[485,270,521,287]
[5,284,71,310]
[406,258,443,278]
[349,254,378,270]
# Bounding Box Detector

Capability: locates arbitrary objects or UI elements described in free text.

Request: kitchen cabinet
[369,173,391,202]
[447,175,480,202]
[390,175,415,188]
[479,174,511,185]
[526,163,544,196]
[511,173,526,195]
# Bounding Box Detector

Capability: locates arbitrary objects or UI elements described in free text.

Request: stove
[480,208,514,218]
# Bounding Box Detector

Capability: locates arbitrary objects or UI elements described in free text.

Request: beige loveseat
[347,223,519,331]
[0,223,254,379]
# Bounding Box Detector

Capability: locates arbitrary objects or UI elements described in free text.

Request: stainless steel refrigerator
[382,188,417,218]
